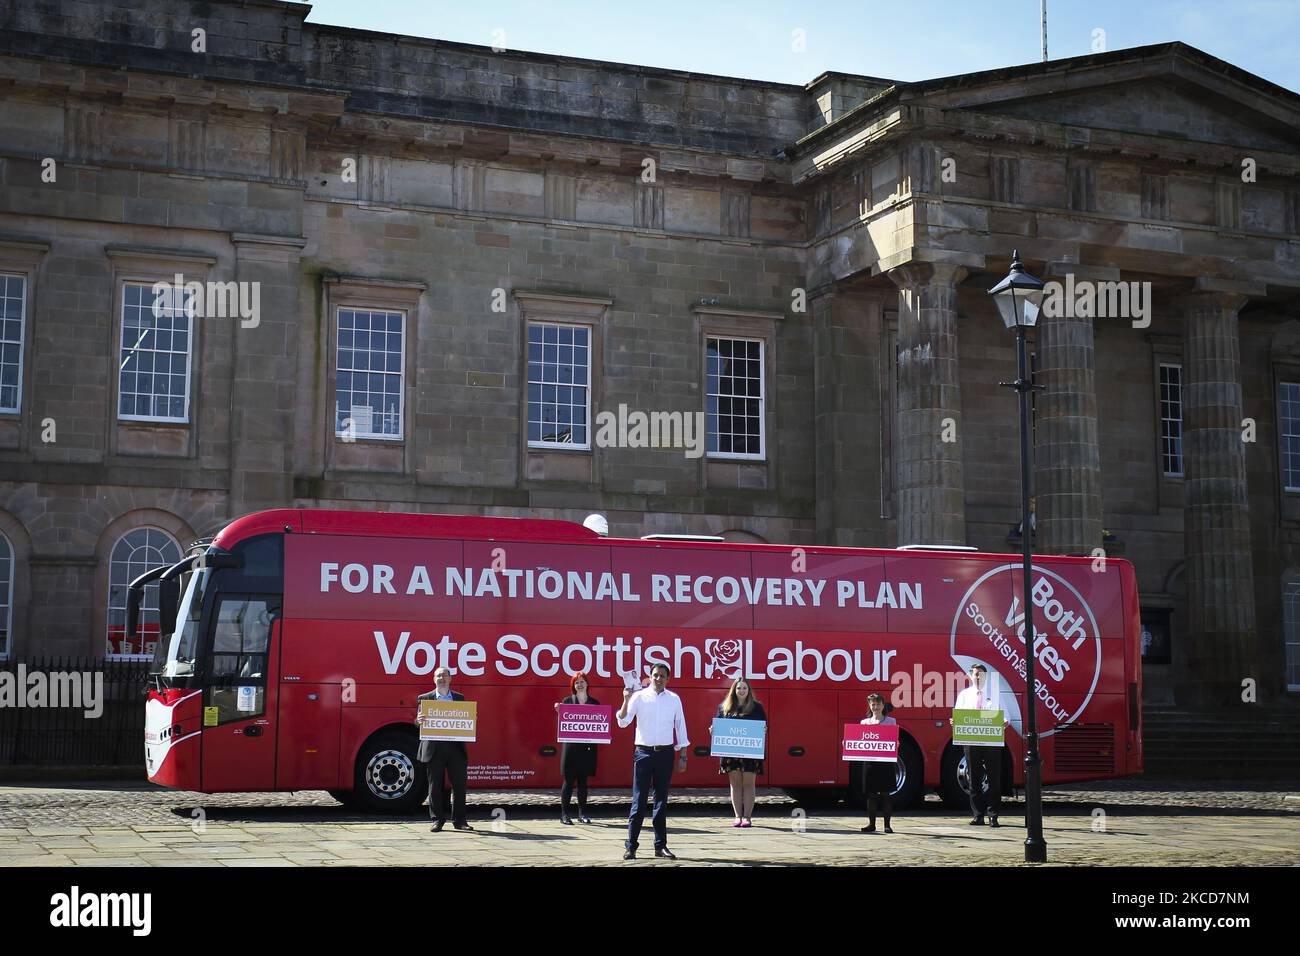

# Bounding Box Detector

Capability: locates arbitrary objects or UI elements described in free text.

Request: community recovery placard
[419,699,478,742]
[841,723,899,761]
[710,718,766,759]
[556,704,613,744]
[952,708,1004,747]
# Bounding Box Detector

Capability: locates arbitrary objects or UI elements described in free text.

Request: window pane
[0,533,11,657]
[118,282,189,422]
[336,309,405,439]
[106,527,181,659]
[0,275,25,414]
[1159,364,1183,476]
[705,336,764,459]
[1282,382,1300,491]
[527,322,590,448]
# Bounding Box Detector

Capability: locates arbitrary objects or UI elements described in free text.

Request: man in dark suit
[416,666,473,832]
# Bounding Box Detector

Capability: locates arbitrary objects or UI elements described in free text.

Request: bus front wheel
[352,730,425,815]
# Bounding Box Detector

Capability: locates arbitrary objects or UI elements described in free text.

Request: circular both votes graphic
[949,564,1102,737]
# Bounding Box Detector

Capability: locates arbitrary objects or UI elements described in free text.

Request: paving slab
[0,781,1294,867]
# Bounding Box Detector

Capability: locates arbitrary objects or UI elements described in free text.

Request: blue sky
[297,0,1300,93]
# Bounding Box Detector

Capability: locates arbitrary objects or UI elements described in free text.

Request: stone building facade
[0,0,1298,707]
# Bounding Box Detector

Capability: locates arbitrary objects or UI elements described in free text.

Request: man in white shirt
[952,663,1008,827]
[616,662,690,860]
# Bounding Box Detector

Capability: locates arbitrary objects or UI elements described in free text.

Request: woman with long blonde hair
[714,678,766,827]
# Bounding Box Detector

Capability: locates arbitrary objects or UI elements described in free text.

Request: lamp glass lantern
[989,251,1045,330]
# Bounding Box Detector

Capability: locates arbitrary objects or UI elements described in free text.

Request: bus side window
[206,597,277,724]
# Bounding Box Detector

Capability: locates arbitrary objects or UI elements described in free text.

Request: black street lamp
[988,249,1048,864]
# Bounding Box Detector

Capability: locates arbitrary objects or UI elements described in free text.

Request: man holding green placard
[951,663,1009,828]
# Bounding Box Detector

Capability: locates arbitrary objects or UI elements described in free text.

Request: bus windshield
[150,567,210,678]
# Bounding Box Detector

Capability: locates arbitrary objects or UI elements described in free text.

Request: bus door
[767,689,839,788]
[200,593,281,792]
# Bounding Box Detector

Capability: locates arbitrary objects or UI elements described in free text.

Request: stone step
[1142,716,1299,726]
[1142,736,1300,746]
[1141,727,1300,736]
[1143,736,1300,745]
[1142,740,1300,750]
[1143,756,1300,765]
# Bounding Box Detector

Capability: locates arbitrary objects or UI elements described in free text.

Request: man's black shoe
[453,821,474,831]
[430,821,445,832]
[988,817,1000,828]
[654,847,677,860]
[969,817,984,826]
[561,813,573,825]
[622,849,635,860]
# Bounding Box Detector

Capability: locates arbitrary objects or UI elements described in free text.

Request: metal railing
[0,656,150,766]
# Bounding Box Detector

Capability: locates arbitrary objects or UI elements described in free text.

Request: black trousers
[864,760,894,824]
[561,775,589,813]
[424,746,468,824]
[626,746,674,851]
[964,745,1002,818]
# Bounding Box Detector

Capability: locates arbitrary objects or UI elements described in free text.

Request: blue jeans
[626,746,674,851]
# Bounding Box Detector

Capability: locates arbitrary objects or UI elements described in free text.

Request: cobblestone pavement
[0,780,1295,867]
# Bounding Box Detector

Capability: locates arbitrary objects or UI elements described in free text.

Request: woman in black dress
[554,671,599,825]
[715,678,766,828]
[859,692,897,833]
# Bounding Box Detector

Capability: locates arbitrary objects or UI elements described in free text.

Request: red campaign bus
[138,508,1143,812]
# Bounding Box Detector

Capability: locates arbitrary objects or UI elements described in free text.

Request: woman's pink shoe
[740,820,753,828]
[732,820,743,828]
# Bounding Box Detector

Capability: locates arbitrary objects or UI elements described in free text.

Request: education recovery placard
[419,699,478,742]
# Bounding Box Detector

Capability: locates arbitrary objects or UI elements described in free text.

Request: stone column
[1035,264,1105,556]
[230,234,306,517]
[887,262,968,547]
[1180,281,1258,705]
[811,287,885,547]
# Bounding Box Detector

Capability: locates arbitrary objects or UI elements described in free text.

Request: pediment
[968,78,1300,152]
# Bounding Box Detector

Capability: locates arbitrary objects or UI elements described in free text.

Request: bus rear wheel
[846,735,924,811]
[939,745,1014,811]
[352,731,425,815]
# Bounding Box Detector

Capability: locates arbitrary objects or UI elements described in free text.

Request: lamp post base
[1024,838,1047,863]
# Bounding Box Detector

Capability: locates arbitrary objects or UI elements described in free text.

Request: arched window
[107,527,181,659]
[0,532,12,658]
[1285,570,1300,692]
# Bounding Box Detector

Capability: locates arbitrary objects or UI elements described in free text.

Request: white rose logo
[706,639,744,680]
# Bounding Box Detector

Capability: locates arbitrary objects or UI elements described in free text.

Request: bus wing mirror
[158,576,180,639]
[125,588,142,644]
